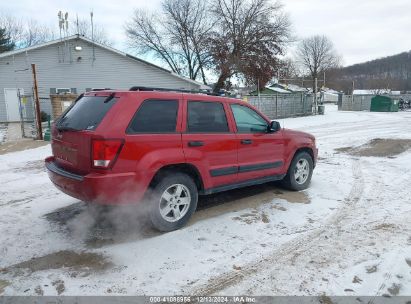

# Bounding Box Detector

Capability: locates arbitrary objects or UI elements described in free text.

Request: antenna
[90,11,94,41]
[57,11,69,38]
[90,10,95,62]
[58,11,63,40]
[64,12,69,38]
[57,10,69,62]
[76,14,79,35]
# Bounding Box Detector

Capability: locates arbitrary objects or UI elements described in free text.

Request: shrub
[40,111,49,122]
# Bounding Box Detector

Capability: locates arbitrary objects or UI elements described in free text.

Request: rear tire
[281,151,313,191]
[149,172,198,232]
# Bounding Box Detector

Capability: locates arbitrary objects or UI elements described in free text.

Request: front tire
[281,151,313,191]
[149,172,198,232]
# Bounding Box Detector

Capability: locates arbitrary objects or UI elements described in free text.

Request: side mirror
[268,120,281,133]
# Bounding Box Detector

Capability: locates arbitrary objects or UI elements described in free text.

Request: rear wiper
[56,126,79,132]
[103,93,115,103]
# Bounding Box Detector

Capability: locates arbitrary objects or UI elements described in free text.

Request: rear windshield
[56,95,117,131]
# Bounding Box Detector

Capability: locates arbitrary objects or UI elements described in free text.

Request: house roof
[0,35,210,90]
[269,86,291,93]
[321,87,340,95]
[270,83,309,93]
[248,86,291,95]
[283,84,307,92]
[353,89,391,95]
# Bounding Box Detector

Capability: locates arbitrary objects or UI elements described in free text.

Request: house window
[50,88,77,94]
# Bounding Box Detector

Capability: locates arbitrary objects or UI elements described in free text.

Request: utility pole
[314,77,318,115]
[31,64,43,140]
[90,11,95,62]
[352,80,355,105]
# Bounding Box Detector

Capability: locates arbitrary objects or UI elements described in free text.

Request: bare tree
[71,18,112,46]
[278,58,298,81]
[0,14,54,48]
[209,0,291,92]
[0,14,23,44]
[125,0,212,83]
[162,0,213,83]
[296,35,340,91]
[0,13,111,48]
[22,20,55,47]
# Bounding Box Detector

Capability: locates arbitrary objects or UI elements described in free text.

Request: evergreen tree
[0,27,15,53]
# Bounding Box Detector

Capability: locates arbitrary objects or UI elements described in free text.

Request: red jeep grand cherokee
[46,87,317,231]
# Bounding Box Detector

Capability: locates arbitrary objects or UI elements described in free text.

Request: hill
[327,51,411,94]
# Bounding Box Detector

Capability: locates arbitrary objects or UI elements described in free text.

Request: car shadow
[45,181,309,248]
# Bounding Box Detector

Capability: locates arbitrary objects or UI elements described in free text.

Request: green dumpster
[370,95,399,112]
[317,105,325,115]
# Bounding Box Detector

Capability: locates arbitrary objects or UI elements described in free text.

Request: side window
[187,101,229,133]
[127,99,178,133]
[231,104,268,133]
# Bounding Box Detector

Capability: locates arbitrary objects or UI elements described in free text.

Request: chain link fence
[246,93,313,119]
[17,93,38,138]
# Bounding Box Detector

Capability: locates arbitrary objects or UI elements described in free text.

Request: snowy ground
[0,105,410,296]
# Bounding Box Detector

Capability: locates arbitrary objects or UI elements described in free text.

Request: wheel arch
[149,163,204,191]
[288,147,315,169]
[295,147,314,161]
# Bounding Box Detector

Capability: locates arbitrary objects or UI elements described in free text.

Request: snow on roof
[322,87,340,95]
[266,86,291,93]
[283,84,307,92]
[353,89,391,95]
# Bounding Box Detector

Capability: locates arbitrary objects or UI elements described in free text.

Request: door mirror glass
[268,120,281,133]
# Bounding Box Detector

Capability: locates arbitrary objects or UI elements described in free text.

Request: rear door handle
[241,139,253,145]
[188,141,204,147]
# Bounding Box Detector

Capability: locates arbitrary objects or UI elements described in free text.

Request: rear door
[230,103,285,182]
[52,94,118,175]
[123,98,184,174]
[182,99,238,189]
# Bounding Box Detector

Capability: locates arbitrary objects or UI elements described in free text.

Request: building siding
[0,37,202,122]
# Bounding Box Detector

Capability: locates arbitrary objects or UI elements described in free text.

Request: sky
[1,0,411,67]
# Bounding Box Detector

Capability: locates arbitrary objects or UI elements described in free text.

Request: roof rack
[91,88,112,91]
[129,86,220,96]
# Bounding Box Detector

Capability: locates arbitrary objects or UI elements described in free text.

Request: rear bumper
[45,156,147,205]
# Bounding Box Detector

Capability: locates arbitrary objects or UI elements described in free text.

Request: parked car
[45,87,318,231]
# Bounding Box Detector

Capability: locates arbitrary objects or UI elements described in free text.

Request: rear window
[56,95,117,131]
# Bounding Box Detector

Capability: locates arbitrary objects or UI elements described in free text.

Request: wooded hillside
[327,51,411,93]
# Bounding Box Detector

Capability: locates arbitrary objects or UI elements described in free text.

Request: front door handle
[241,139,253,145]
[188,141,204,147]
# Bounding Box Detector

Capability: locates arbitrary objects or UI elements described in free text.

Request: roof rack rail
[129,86,219,96]
[91,88,112,91]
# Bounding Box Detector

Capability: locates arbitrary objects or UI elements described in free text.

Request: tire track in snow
[189,159,364,295]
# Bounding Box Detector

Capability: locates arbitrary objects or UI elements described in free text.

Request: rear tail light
[92,139,124,169]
